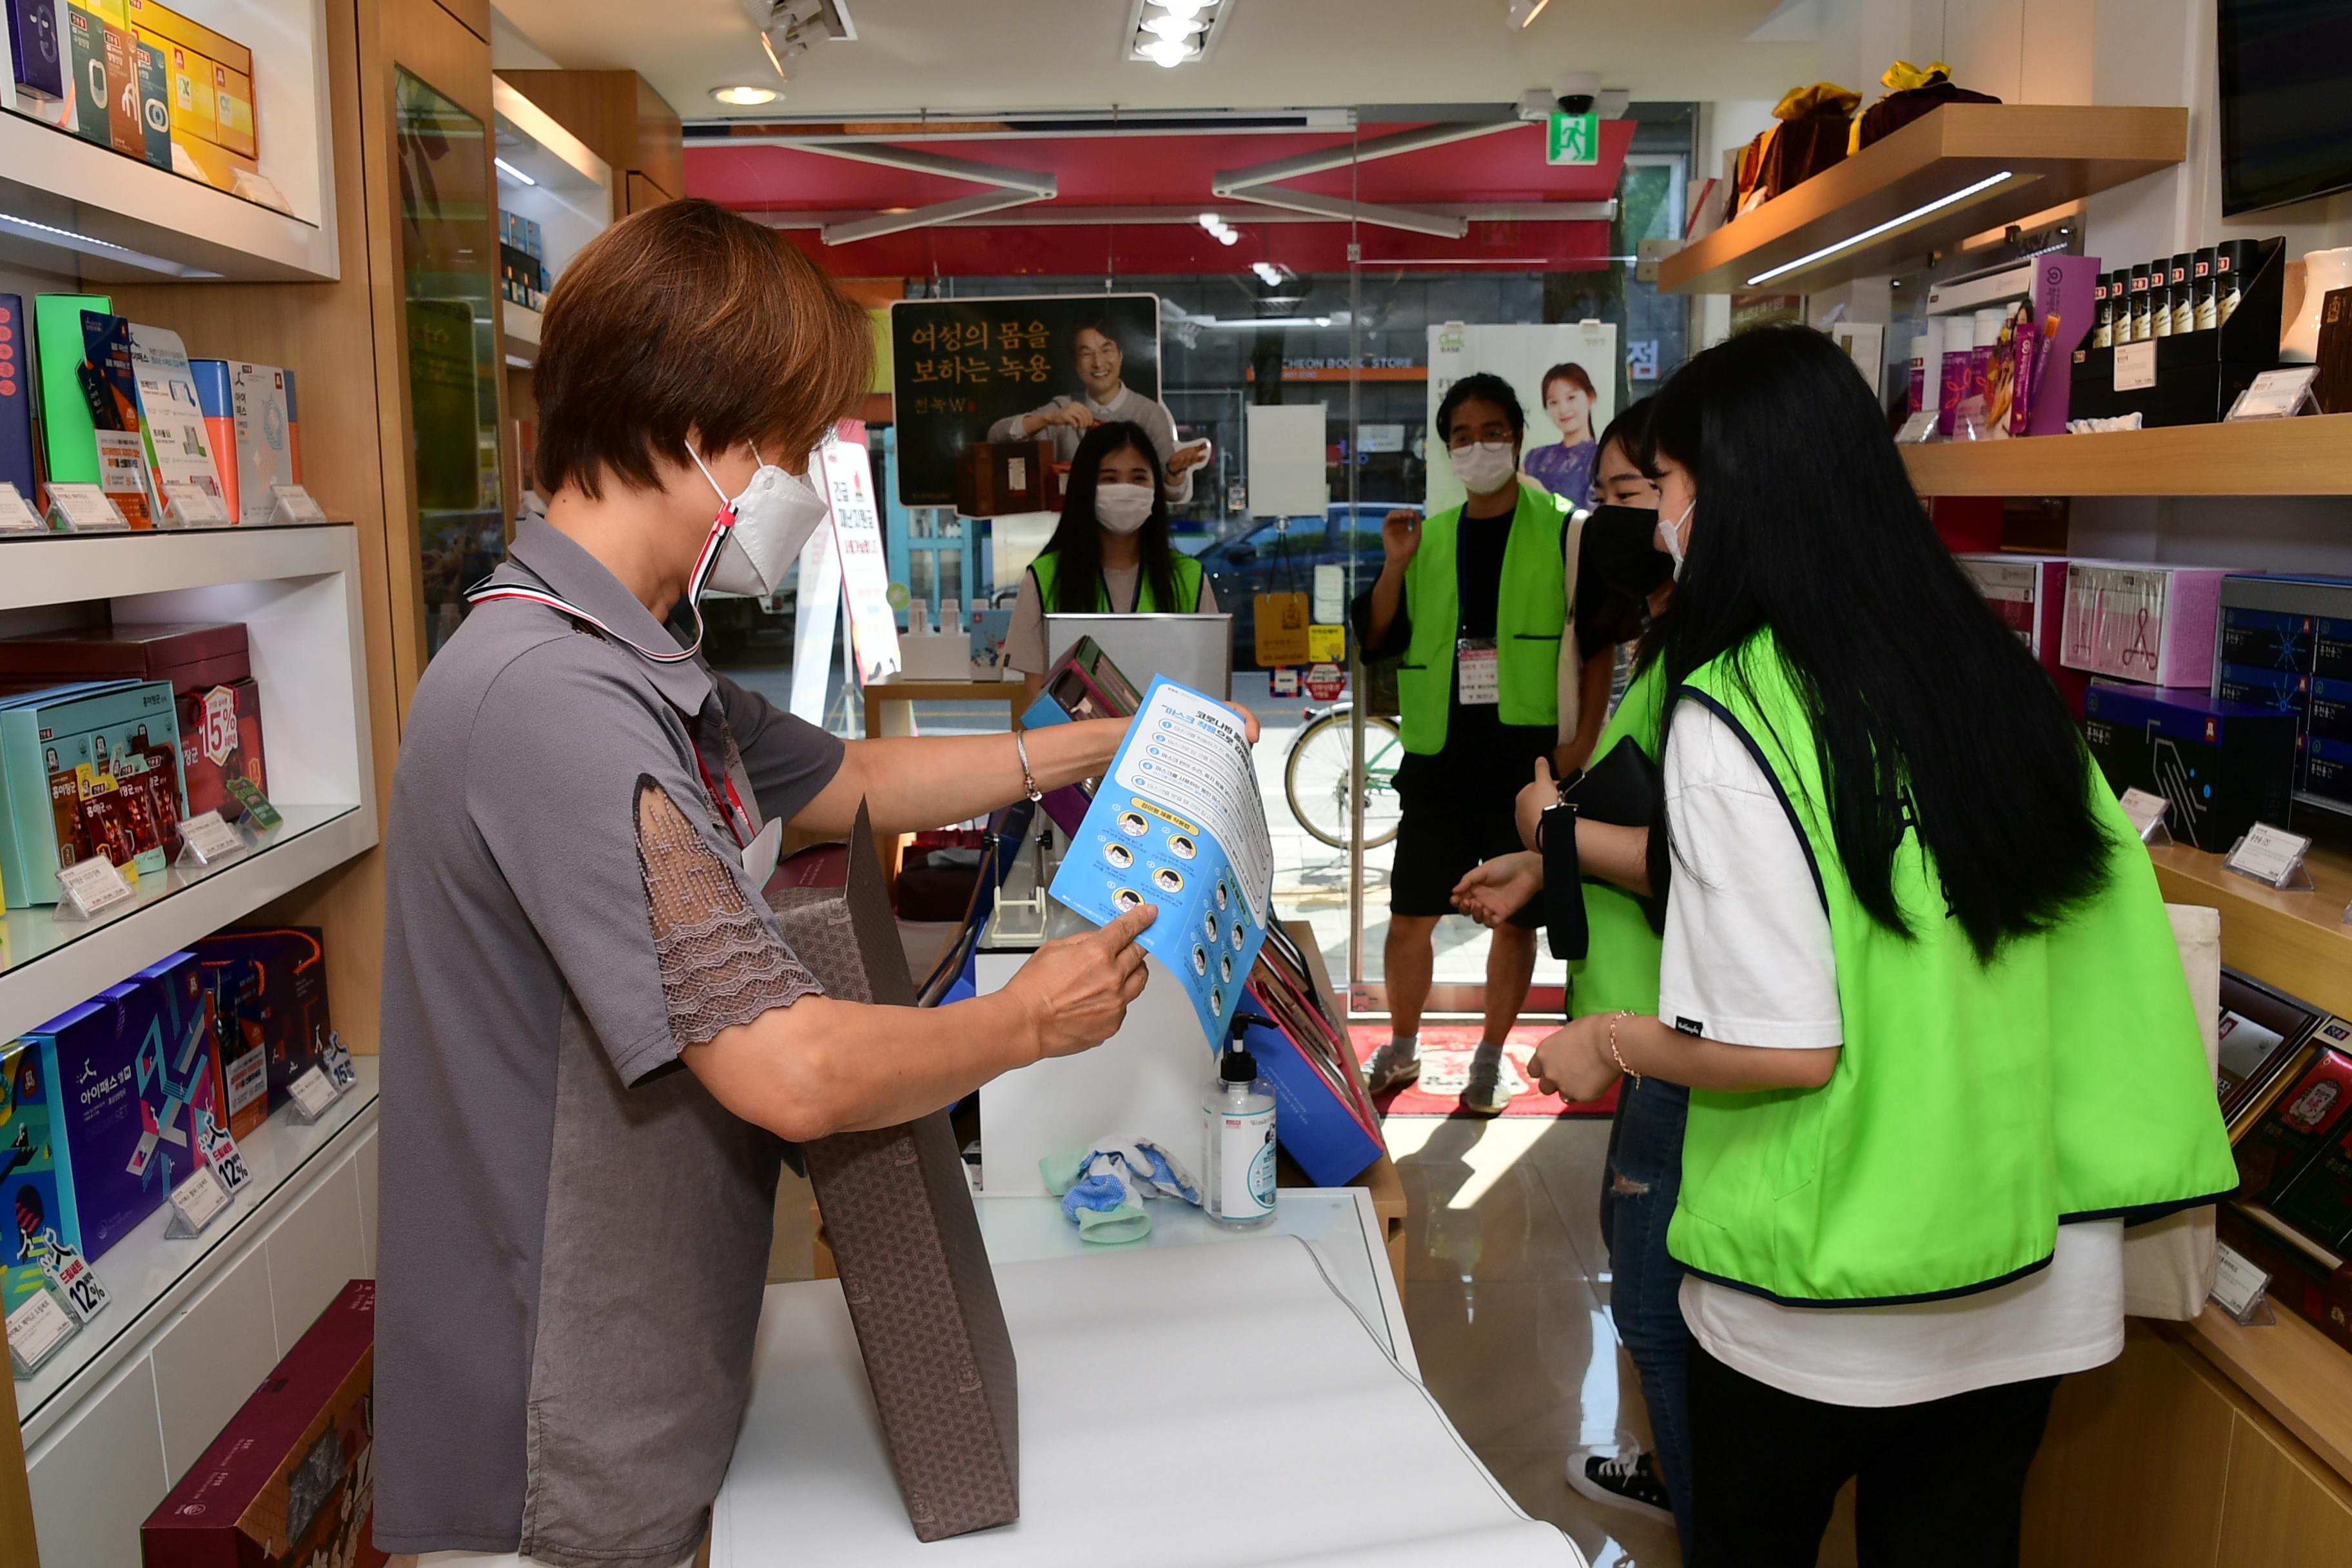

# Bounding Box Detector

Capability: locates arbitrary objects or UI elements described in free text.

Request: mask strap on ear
[684,440,734,510]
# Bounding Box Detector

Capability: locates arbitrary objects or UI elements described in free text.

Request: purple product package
[6,0,64,101]
[1937,350,1973,436]
[25,980,180,1263]
[0,293,33,502]
[2019,254,2098,437]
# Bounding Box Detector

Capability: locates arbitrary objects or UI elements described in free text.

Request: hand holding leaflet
[1048,678,1273,1048]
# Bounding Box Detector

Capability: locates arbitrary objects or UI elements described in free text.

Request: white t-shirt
[1659,700,2125,1408]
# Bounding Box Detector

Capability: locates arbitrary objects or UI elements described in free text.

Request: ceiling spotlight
[711,84,780,105]
[1251,261,1283,284]
[1141,13,1202,39]
[1142,36,1190,66]
[1216,227,1240,246]
[1197,211,1224,231]
[1155,0,1215,17]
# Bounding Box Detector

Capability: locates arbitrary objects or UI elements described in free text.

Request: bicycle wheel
[1286,712,1406,850]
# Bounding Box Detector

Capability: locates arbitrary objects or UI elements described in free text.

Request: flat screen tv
[2218,0,2352,215]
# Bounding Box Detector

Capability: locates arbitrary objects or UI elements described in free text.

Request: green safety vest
[1396,488,1569,754]
[1669,631,2237,1306]
[1567,659,1667,1020]
[1029,549,1204,615]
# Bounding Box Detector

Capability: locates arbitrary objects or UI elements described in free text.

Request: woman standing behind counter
[1006,420,1220,698]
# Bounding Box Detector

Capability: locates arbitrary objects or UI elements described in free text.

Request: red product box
[142,1279,387,1568]
[0,620,251,695]
[192,927,330,1115]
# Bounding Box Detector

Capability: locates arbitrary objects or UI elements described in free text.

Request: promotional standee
[888,293,1167,508]
[1427,320,1618,513]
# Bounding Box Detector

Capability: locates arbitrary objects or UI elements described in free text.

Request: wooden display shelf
[1904,413,2352,496]
[1660,104,2185,297]
[2170,1303,2352,1488]
[2148,840,2352,1021]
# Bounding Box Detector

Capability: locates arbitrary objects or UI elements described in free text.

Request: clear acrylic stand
[162,1166,233,1239]
[8,1290,80,1378]
[175,812,251,869]
[2224,830,2317,891]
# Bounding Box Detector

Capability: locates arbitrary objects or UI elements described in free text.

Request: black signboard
[888,292,1163,507]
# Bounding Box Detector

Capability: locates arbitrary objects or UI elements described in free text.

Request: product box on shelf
[23,980,182,1262]
[2219,967,2328,1124]
[228,362,295,525]
[128,322,230,513]
[189,358,239,520]
[63,0,107,143]
[2069,237,2288,427]
[2059,562,2230,687]
[0,678,185,904]
[33,291,109,489]
[1238,919,1384,1186]
[6,0,66,101]
[0,293,34,504]
[0,1036,71,1315]
[142,1279,387,1568]
[954,439,1053,517]
[2308,734,2352,811]
[192,927,331,1113]
[2234,1046,2352,1209]
[133,948,240,1155]
[1958,553,2088,712]
[1019,637,1146,837]
[2081,681,2295,852]
[119,0,260,193]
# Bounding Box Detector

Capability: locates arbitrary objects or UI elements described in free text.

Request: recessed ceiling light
[1140,14,1200,39]
[712,84,780,106]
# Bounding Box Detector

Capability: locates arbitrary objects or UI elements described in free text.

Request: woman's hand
[1527,1015,1620,1104]
[1516,756,1562,852]
[1004,903,1157,1058]
[1453,852,1542,928]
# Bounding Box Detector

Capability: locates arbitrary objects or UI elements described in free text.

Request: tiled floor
[1384,1113,1684,1568]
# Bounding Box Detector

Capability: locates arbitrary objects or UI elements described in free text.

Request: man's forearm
[801,719,1126,836]
[687,989,1039,1142]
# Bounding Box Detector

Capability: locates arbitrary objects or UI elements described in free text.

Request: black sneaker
[1565,1447,1673,1524]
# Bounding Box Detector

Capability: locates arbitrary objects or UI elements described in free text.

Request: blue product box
[2322,618,2352,683]
[130,950,233,1161]
[0,678,185,906]
[0,1037,70,1314]
[2312,677,2352,747]
[25,980,183,1264]
[2219,607,2315,674]
[2308,734,2352,808]
[2082,681,2298,852]
[2217,662,2310,717]
[1235,1016,1384,1188]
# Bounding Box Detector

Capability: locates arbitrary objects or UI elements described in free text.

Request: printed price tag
[41,1237,109,1324]
[287,1065,339,1120]
[322,1032,358,1093]
[194,1111,251,1196]
[0,482,41,532]
[1456,638,1499,706]
[167,1165,231,1235]
[2226,822,2313,889]
[2114,340,2157,393]
[44,482,128,533]
[6,1288,76,1374]
[2211,1242,2271,1322]
[225,777,282,831]
[2227,366,2319,422]
[2118,788,2171,843]
[55,855,134,919]
[161,481,230,527]
[176,810,247,867]
[265,484,328,525]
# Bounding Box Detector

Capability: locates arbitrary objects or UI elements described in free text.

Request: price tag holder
[2119,787,2173,845]
[2114,340,2157,393]
[164,1165,233,1238]
[193,1110,251,1196]
[0,482,43,533]
[321,1032,358,1095]
[264,484,328,526]
[2227,366,2320,422]
[44,482,128,533]
[2224,822,2316,891]
[1893,409,1940,444]
[175,809,249,868]
[161,481,230,528]
[39,1235,110,1324]
[2210,1242,2274,1324]
[286,1065,340,1123]
[53,856,135,922]
[7,1288,78,1377]
[225,777,282,832]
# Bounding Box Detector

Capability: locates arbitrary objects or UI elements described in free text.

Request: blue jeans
[1600,1072,1694,1546]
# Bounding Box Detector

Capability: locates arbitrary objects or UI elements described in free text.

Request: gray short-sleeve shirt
[375,519,843,1566]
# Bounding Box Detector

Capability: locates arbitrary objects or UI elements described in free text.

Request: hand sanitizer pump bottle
[1205,1044,1277,1229]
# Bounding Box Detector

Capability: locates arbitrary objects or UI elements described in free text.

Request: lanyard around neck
[464,522,729,665]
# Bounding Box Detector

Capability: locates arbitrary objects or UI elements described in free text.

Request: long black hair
[1039,421,1179,614]
[1640,326,2110,960]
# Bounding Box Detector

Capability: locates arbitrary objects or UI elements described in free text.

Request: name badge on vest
[1457,638,1499,706]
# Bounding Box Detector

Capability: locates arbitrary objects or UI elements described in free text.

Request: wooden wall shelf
[1904,415,2352,497]
[1660,104,2186,297]
[2150,840,2352,1027]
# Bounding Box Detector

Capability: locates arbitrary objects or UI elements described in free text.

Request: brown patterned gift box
[765,803,1020,1542]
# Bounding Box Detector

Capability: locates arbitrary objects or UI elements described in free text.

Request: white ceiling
[489,0,1821,123]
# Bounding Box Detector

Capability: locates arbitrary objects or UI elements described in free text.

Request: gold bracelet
[1012,730,1043,802]
[1607,1010,1641,1086]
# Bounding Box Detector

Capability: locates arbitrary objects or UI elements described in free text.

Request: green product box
[64,1,108,144]
[33,291,112,489]
[0,678,184,906]
[133,32,170,168]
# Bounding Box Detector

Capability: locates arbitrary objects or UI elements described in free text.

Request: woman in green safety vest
[1522,326,2235,1567]
[1005,419,1215,699]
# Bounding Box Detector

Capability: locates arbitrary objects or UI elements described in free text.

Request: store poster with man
[888,293,1208,508]
[1425,320,1618,513]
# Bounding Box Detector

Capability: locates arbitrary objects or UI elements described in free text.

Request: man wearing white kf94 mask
[376,201,1259,1568]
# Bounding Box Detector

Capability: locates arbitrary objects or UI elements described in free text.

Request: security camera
[1553,72,1600,115]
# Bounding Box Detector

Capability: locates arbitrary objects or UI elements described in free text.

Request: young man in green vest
[1355,373,1577,1114]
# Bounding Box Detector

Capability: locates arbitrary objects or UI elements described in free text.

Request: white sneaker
[1460,1048,1517,1115]
[1565,1447,1674,1524]
[1362,1041,1422,1095]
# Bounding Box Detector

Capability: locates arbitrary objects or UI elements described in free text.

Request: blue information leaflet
[1048,678,1274,1046]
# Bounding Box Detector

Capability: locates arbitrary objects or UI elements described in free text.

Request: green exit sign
[1547,111,1598,166]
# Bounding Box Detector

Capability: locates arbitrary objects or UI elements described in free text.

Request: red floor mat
[1349,1023,1620,1119]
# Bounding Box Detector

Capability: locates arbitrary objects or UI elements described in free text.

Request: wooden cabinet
[496,70,684,222]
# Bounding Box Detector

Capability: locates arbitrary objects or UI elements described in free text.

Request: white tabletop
[972,1186,1416,1376]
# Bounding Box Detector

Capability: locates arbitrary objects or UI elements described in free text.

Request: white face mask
[1094,482,1156,535]
[1449,440,1519,496]
[1657,500,1694,580]
[686,442,832,600]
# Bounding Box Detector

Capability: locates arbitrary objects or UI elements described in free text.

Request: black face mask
[1583,504,1673,598]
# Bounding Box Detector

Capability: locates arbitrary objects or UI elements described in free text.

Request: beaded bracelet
[1608,1010,1641,1086]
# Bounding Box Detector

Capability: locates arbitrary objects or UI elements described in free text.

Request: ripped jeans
[1598,1072,1694,1545]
